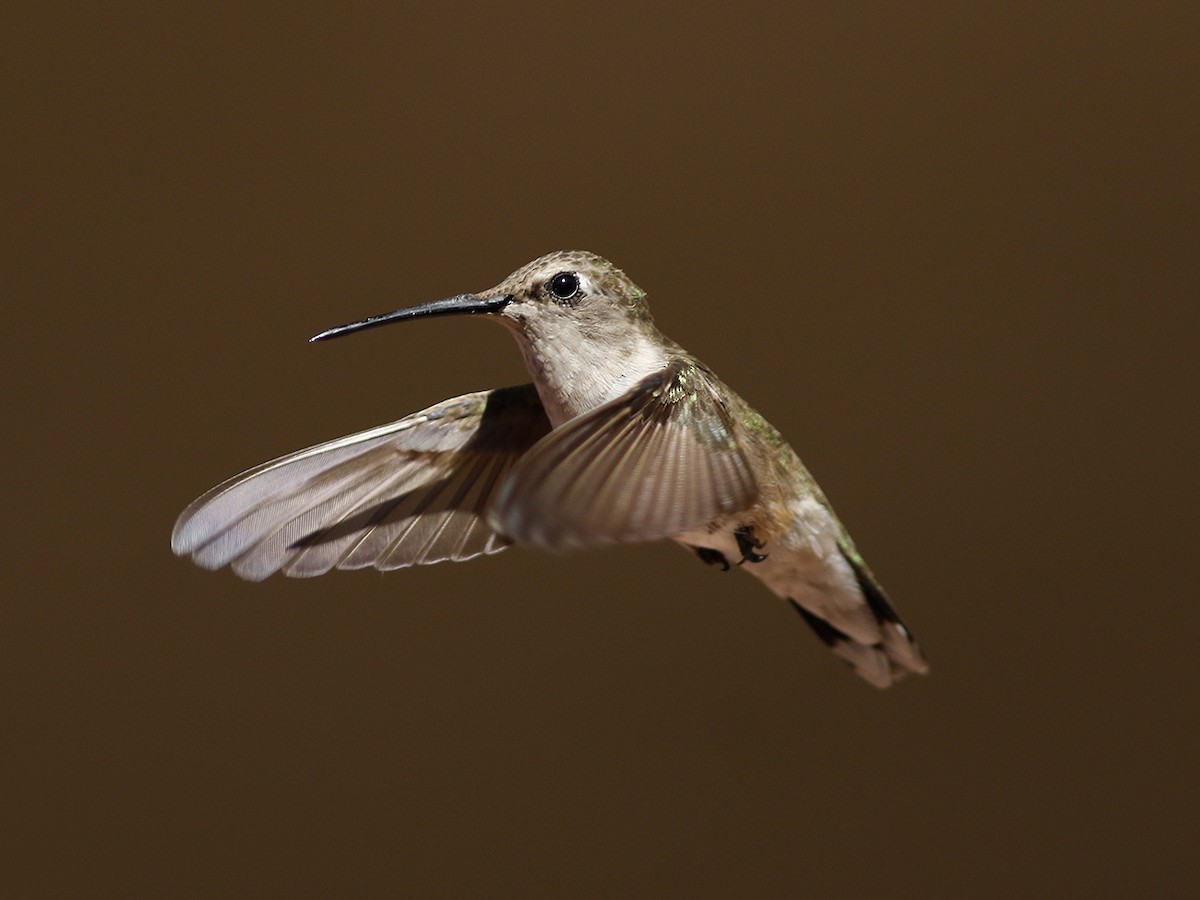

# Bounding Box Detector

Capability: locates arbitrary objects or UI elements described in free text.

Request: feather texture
[490,360,759,549]
[171,384,550,580]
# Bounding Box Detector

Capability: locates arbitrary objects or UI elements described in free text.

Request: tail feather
[788,546,928,688]
[790,602,895,688]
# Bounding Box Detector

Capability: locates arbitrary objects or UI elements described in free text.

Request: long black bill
[310,293,513,342]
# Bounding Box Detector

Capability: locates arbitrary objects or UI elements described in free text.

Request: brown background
[4,2,1197,897]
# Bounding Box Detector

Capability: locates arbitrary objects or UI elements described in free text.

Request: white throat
[512,323,669,426]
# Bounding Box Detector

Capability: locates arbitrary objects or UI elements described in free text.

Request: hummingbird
[172,251,927,687]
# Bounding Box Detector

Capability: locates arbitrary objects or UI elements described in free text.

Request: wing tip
[170,512,200,556]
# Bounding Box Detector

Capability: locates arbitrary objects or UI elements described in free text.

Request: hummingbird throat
[512,323,670,426]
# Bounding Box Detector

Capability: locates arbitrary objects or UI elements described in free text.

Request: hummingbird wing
[171,384,551,580]
[489,360,758,549]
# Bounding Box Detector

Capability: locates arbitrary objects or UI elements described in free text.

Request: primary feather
[171,384,550,580]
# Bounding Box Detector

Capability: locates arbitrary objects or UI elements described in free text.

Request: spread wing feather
[490,360,759,549]
[171,384,550,580]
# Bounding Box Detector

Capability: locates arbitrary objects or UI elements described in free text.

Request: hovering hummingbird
[172,251,927,687]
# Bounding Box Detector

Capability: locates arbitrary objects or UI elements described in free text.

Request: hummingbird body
[173,251,927,687]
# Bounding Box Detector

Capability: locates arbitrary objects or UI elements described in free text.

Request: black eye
[548,271,580,301]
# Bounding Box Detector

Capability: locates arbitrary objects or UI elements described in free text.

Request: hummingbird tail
[786,548,928,688]
[788,601,925,688]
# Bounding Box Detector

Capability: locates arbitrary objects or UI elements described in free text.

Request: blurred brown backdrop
[4,2,1197,897]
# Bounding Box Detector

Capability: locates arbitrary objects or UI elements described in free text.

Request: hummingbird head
[310,251,670,422]
[486,250,654,335]
[311,250,657,344]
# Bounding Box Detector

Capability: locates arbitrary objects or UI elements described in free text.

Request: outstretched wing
[172,384,551,580]
[490,360,759,550]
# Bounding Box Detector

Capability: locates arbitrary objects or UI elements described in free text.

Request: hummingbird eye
[547,271,581,302]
